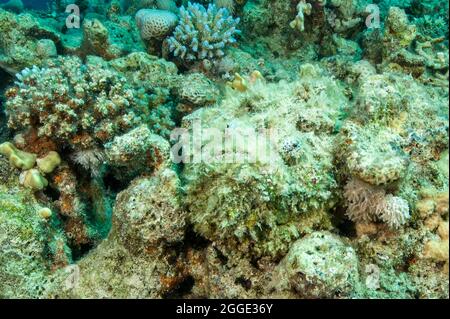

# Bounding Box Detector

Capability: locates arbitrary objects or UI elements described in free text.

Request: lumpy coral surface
[0,0,448,299]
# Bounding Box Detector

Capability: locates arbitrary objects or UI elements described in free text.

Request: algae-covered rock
[273,231,359,298]
[105,125,171,181]
[0,9,61,74]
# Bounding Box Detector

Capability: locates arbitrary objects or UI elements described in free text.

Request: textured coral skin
[0,0,448,300]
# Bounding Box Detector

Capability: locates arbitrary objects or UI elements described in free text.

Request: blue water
[0,0,51,10]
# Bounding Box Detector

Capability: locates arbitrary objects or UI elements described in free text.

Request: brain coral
[167,2,240,62]
[135,8,179,40]
[339,123,409,186]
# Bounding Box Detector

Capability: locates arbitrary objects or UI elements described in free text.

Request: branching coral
[167,2,240,62]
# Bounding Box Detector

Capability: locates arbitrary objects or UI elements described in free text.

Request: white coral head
[136,9,179,40]
[379,195,410,229]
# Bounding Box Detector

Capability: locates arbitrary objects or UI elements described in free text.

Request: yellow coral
[0,142,36,170]
[19,169,48,191]
[249,70,264,84]
[38,207,53,219]
[227,71,264,92]
[37,151,61,174]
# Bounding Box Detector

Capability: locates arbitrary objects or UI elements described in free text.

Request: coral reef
[344,178,410,229]
[0,0,448,300]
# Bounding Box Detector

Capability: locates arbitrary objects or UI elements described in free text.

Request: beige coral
[290,0,312,32]
[344,178,410,229]
[423,221,449,274]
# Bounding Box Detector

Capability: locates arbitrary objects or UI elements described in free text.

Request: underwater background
[0,0,448,299]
